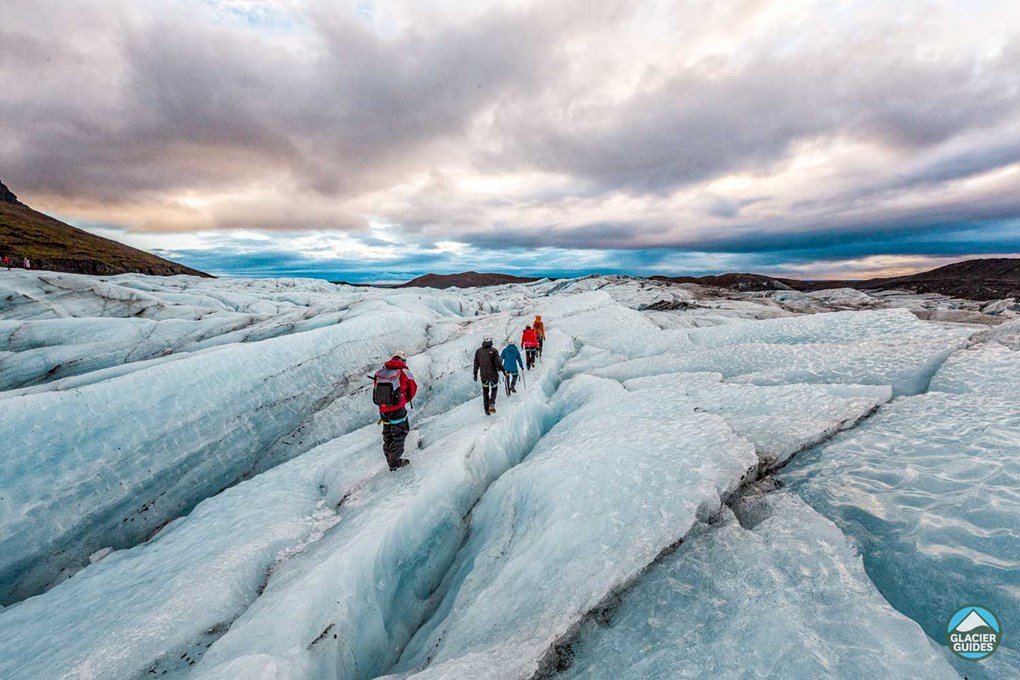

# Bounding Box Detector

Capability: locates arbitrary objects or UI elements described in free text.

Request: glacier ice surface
[1,269,1008,680]
[559,493,958,679]
[783,342,1020,679]
[385,375,758,680]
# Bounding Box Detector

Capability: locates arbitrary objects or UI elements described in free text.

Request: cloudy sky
[2,0,1019,281]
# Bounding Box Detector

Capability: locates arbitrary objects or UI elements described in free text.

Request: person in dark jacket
[373,351,418,471]
[473,335,504,415]
[500,339,524,395]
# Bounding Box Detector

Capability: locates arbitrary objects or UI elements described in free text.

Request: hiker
[473,335,504,415]
[372,351,418,471]
[22,258,30,270]
[2,255,9,269]
[522,325,540,370]
[533,315,545,357]
[501,339,524,395]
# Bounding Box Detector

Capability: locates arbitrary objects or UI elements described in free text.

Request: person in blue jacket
[501,339,525,395]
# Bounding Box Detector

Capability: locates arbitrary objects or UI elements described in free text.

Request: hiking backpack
[372,369,404,407]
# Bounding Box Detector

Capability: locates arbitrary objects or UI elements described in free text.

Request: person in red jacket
[522,325,540,370]
[373,351,418,471]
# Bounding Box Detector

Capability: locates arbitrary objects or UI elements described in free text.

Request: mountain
[0,180,208,277]
[0,180,23,206]
[400,271,539,288]
[654,258,1020,300]
[844,258,1020,300]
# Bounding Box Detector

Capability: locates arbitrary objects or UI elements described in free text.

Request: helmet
[394,350,408,360]
[483,335,493,343]
[508,338,516,345]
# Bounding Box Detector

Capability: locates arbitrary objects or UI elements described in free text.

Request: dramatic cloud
[2,0,1019,279]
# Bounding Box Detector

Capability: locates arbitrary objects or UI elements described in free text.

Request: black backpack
[372,372,403,407]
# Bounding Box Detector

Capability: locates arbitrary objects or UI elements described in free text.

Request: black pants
[538,336,544,357]
[525,348,538,369]
[381,407,410,467]
[482,381,499,412]
[505,372,518,394]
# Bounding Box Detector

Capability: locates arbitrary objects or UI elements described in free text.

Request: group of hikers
[473,314,545,417]
[372,315,546,471]
[1,254,31,270]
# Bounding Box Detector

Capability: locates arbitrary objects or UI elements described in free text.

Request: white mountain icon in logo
[955,609,994,632]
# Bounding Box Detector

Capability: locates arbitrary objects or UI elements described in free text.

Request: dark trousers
[538,336,544,356]
[505,372,518,394]
[381,407,410,467]
[482,381,499,412]
[525,348,538,369]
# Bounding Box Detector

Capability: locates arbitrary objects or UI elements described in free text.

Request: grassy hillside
[400,271,539,288]
[0,182,208,277]
[850,257,1020,300]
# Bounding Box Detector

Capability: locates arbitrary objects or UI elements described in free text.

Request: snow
[559,493,958,679]
[1,268,1013,680]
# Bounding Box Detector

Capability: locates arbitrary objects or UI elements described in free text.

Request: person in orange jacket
[522,325,540,370]
[533,315,545,357]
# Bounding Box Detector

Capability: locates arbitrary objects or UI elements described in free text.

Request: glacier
[557,493,959,679]
[782,334,1020,680]
[0,269,1016,680]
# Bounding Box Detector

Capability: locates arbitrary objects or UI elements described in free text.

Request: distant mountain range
[403,259,1020,300]
[844,258,1020,300]
[2,178,1016,296]
[399,271,539,288]
[0,179,208,277]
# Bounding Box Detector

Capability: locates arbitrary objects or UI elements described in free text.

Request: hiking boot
[389,458,410,471]
[488,405,496,414]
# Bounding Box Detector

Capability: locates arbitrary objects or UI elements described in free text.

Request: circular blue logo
[946,606,1001,661]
